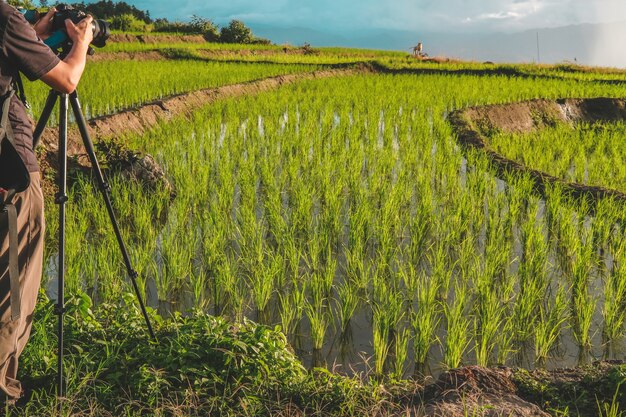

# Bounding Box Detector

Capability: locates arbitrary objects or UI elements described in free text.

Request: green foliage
[152,15,220,41]
[513,364,626,416]
[7,0,35,8]
[18,291,396,415]
[110,13,147,32]
[71,0,152,23]
[191,15,219,42]
[220,19,253,43]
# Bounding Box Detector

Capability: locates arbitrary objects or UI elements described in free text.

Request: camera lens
[90,19,111,48]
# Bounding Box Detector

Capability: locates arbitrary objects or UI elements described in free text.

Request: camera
[21,4,111,51]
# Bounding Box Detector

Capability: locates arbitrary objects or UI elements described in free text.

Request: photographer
[0,1,93,404]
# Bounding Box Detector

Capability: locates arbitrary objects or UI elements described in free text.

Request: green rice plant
[25,60,321,121]
[407,180,433,269]
[473,272,507,367]
[250,250,284,320]
[279,282,307,337]
[219,255,245,321]
[372,320,391,377]
[278,291,296,336]
[306,297,329,351]
[344,247,370,296]
[512,200,549,342]
[443,283,471,369]
[495,314,517,366]
[372,275,405,376]
[570,227,598,349]
[190,270,209,311]
[603,242,626,345]
[336,280,360,333]
[534,286,569,367]
[159,218,196,301]
[428,239,456,300]
[391,327,410,380]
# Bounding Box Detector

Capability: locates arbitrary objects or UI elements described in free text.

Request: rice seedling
[25,60,321,121]
[491,122,626,192]
[391,327,410,380]
[570,227,598,349]
[443,282,471,369]
[603,238,626,346]
[534,286,569,367]
[306,296,330,351]
[512,199,549,343]
[336,280,360,333]
[473,272,507,367]
[372,272,404,376]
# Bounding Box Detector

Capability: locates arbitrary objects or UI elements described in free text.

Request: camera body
[21,3,110,52]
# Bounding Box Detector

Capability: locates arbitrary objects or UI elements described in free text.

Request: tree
[220,20,252,44]
[111,13,146,32]
[7,0,35,8]
[70,1,152,23]
[190,15,219,42]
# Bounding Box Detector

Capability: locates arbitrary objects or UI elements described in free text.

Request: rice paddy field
[20,42,626,415]
[491,121,626,191]
[23,60,321,119]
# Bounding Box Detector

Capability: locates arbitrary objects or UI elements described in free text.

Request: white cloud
[103,0,625,33]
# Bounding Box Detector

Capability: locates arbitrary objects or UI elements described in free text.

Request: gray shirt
[0,2,60,172]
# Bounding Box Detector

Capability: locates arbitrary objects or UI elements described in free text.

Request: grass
[16,291,409,416]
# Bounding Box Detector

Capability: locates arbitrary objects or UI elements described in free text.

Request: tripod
[32,89,157,401]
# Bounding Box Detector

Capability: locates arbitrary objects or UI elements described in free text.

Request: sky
[95,0,624,33]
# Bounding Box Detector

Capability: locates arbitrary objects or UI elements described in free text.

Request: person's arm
[40,17,94,94]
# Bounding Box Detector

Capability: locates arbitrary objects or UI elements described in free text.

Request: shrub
[220,20,253,44]
[111,13,147,32]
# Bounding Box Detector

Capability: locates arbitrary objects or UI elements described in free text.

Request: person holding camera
[0,1,93,404]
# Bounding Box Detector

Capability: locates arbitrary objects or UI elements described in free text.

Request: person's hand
[33,8,56,40]
[65,16,94,47]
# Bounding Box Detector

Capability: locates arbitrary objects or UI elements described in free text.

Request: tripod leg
[32,90,60,149]
[69,91,157,341]
[56,93,69,404]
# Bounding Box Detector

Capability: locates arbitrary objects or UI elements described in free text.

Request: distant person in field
[0,1,93,405]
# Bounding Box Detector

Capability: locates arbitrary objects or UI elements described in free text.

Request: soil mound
[420,367,549,417]
[449,97,626,203]
[88,51,164,62]
[401,362,625,416]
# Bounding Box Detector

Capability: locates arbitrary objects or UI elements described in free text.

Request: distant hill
[250,21,626,68]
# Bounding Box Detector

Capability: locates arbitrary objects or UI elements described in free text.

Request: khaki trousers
[0,173,44,399]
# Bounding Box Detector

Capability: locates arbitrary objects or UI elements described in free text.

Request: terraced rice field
[41,52,626,380]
